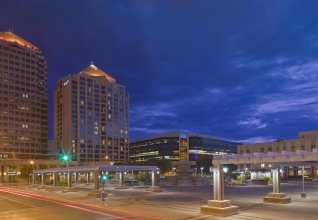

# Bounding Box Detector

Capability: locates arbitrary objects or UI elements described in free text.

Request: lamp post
[200,167,204,177]
[29,160,35,184]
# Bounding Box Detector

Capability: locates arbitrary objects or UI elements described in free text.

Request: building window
[312,145,316,149]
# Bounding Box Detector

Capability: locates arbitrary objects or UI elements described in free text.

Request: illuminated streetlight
[200,167,204,176]
[30,160,34,165]
[223,167,228,173]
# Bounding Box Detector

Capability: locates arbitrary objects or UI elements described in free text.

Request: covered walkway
[32,165,160,195]
[201,149,318,216]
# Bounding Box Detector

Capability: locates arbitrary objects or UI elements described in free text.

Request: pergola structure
[201,149,318,217]
[32,165,160,195]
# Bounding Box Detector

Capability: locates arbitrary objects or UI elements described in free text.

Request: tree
[196,156,213,173]
[20,165,33,179]
[146,158,172,174]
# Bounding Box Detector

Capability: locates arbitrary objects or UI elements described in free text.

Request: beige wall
[237,130,318,169]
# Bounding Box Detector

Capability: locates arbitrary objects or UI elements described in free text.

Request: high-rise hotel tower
[0,32,48,156]
[54,63,129,163]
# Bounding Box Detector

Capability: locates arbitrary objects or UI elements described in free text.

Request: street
[0,187,143,220]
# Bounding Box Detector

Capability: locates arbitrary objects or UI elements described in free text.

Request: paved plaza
[2,181,318,219]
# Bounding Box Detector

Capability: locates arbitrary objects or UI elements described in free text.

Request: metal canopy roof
[33,165,158,174]
[213,149,318,166]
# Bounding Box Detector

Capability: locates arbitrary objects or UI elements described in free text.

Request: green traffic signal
[60,153,71,162]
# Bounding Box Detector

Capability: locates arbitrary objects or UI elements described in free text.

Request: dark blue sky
[1,1,318,143]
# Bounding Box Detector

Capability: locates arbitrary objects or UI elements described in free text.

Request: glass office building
[130,132,239,163]
[130,132,180,163]
[187,133,238,161]
[54,63,129,163]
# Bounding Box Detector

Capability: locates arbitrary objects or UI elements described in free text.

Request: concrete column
[213,165,224,201]
[1,165,4,183]
[151,170,158,187]
[293,166,298,176]
[74,173,78,183]
[41,173,45,185]
[119,172,124,185]
[263,166,291,203]
[87,173,90,184]
[94,170,99,190]
[200,165,239,216]
[52,173,57,186]
[67,172,72,188]
[32,173,36,184]
[283,166,288,181]
[272,167,281,193]
[311,166,317,180]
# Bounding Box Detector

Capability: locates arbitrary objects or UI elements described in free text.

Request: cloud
[269,60,318,81]
[238,117,268,129]
[231,136,277,144]
[130,127,173,135]
[256,96,318,115]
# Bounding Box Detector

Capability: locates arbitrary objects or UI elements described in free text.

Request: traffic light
[60,153,71,162]
[101,173,109,183]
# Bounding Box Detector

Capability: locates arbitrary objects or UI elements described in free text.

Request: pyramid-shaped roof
[0,31,38,50]
[79,63,116,83]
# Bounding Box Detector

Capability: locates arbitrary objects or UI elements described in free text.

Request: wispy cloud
[269,60,318,80]
[230,136,277,144]
[255,96,318,115]
[238,117,268,129]
[130,127,173,135]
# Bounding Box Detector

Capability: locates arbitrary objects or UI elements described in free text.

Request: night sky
[1,1,318,143]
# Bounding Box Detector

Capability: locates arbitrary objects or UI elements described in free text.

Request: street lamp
[223,167,228,173]
[200,167,204,176]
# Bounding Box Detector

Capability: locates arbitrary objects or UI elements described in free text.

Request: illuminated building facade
[237,130,318,177]
[187,133,238,161]
[130,132,180,163]
[130,131,238,163]
[0,32,48,155]
[54,63,129,164]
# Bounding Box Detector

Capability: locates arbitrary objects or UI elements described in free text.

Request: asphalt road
[0,187,141,220]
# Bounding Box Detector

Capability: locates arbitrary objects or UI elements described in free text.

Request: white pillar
[311,166,317,180]
[67,172,72,187]
[151,170,158,187]
[119,172,123,185]
[272,167,281,193]
[74,173,78,183]
[52,173,57,186]
[41,173,45,185]
[87,173,90,184]
[213,165,224,201]
[32,173,35,184]
[94,170,99,190]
